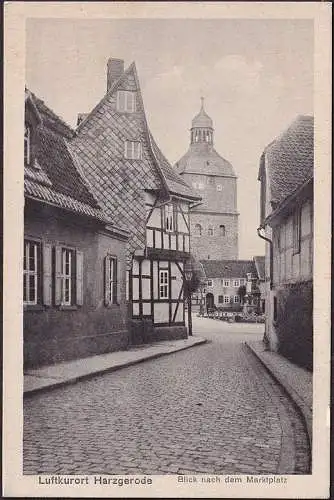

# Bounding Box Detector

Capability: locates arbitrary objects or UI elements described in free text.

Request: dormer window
[24,124,32,166]
[124,141,142,160]
[117,91,136,113]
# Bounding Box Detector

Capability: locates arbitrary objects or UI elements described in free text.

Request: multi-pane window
[24,124,31,166]
[116,91,136,113]
[124,141,142,160]
[224,295,230,304]
[239,278,245,286]
[233,279,240,287]
[165,204,174,232]
[218,295,224,304]
[105,256,117,305]
[23,240,40,304]
[293,208,301,254]
[234,295,240,303]
[208,225,214,236]
[224,279,230,287]
[159,270,169,299]
[207,280,213,287]
[61,248,75,306]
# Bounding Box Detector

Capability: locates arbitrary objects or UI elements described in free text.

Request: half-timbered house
[70,58,201,342]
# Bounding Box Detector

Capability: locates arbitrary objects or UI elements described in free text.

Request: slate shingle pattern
[265,115,313,206]
[70,63,199,262]
[25,92,110,223]
[200,259,258,279]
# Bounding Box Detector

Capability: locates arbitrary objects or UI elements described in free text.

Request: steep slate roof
[200,260,258,279]
[70,61,199,260]
[262,115,314,206]
[25,90,111,223]
[175,144,236,178]
[253,256,265,281]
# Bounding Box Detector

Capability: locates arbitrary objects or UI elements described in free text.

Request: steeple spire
[190,98,214,145]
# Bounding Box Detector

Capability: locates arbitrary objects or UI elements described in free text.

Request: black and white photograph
[3,2,331,498]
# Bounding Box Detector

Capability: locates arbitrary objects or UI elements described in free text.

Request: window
[239,278,245,286]
[55,247,83,307]
[208,225,214,236]
[233,280,240,287]
[24,124,31,166]
[124,141,142,160]
[219,225,226,236]
[207,280,213,287]
[23,240,40,305]
[159,270,169,299]
[293,209,301,254]
[218,295,224,303]
[224,279,230,287]
[234,295,240,303]
[273,296,278,322]
[105,256,117,305]
[117,91,136,113]
[164,204,174,232]
[224,295,230,304]
[194,223,202,237]
[61,248,75,305]
[217,184,222,191]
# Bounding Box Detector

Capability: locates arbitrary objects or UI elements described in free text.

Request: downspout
[257,225,273,290]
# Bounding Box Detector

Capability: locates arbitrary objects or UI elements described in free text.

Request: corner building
[174,100,239,260]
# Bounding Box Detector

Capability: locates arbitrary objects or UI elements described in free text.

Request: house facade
[24,90,129,367]
[258,115,313,370]
[70,58,200,343]
[174,99,239,260]
[194,259,262,314]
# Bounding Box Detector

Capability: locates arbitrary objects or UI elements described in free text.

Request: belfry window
[219,225,226,236]
[208,225,214,236]
[194,223,202,237]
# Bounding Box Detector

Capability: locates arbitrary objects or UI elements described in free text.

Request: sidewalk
[245,340,312,447]
[24,336,207,397]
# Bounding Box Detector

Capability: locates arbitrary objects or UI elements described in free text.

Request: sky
[26,18,313,259]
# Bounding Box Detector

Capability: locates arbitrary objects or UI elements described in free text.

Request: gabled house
[70,58,200,343]
[196,259,263,314]
[24,90,129,367]
[258,115,313,370]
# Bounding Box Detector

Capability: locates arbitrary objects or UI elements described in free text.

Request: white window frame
[233,279,240,287]
[234,295,240,303]
[116,91,136,113]
[23,240,39,305]
[217,184,222,191]
[159,269,169,299]
[165,204,174,232]
[239,278,245,286]
[105,255,117,305]
[24,124,31,166]
[207,280,213,287]
[124,141,142,160]
[224,295,230,304]
[61,248,74,306]
[224,279,230,287]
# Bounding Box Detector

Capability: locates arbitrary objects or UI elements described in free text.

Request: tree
[237,285,247,304]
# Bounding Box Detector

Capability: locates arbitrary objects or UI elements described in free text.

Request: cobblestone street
[23,317,310,475]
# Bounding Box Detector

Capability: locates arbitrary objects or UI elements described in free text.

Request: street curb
[24,338,208,397]
[244,341,312,450]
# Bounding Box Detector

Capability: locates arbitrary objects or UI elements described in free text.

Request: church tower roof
[174,99,236,178]
[191,98,213,129]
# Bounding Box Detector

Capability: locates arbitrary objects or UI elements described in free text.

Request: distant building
[174,99,239,260]
[70,58,201,343]
[24,90,129,367]
[196,259,264,314]
[258,115,313,370]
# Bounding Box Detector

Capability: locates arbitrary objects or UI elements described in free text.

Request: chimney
[107,58,124,92]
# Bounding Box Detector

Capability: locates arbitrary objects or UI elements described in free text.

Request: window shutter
[76,251,84,306]
[113,259,118,304]
[55,246,62,305]
[43,244,52,305]
[104,256,111,306]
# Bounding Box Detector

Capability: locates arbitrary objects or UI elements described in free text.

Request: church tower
[174,99,239,260]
